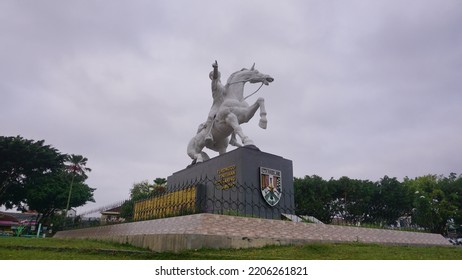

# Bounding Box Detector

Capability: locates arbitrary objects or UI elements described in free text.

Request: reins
[244,82,264,100]
[227,79,265,100]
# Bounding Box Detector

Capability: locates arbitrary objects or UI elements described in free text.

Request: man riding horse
[187,61,274,164]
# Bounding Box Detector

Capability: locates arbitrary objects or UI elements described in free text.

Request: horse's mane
[226,68,249,85]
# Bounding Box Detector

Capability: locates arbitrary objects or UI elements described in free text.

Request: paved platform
[54,213,451,252]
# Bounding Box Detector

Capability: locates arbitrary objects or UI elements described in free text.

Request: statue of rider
[198,60,226,145]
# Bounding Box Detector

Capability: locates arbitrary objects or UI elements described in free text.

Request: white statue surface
[187,61,274,164]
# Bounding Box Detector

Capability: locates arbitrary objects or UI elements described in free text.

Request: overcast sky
[1,0,461,214]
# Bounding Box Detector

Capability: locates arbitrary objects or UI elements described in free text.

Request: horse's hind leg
[187,137,208,163]
[229,132,242,147]
[187,138,200,162]
[214,137,230,154]
[226,113,254,146]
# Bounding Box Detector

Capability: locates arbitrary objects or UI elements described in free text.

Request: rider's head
[209,71,221,80]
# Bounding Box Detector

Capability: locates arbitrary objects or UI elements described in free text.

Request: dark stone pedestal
[167,146,294,219]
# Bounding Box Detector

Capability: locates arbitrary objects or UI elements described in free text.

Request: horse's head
[227,63,274,86]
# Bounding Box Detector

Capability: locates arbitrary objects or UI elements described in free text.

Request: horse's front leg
[225,113,254,146]
[242,97,267,129]
[256,97,267,129]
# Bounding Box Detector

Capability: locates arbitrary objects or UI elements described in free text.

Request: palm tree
[64,154,91,219]
[153,177,167,187]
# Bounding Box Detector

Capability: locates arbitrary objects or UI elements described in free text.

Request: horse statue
[187,63,274,164]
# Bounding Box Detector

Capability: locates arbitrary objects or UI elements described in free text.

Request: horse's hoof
[187,159,197,168]
[259,119,267,129]
[242,137,254,146]
[230,140,242,147]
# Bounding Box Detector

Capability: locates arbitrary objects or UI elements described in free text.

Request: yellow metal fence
[133,186,197,221]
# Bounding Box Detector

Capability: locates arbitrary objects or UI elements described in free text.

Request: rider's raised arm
[212,60,219,79]
[211,60,226,94]
[211,60,223,93]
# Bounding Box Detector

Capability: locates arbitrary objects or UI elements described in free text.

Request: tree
[368,176,413,225]
[119,179,167,221]
[405,174,460,234]
[330,176,375,224]
[292,173,462,234]
[0,136,95,225]
[64,154,92,217]
[26,170,95,223]
[119,199,135,221]
[294,175,336,223]
[439,173,462,227]
[154,177,167,187]
[129,180,154,201]
[119,180,150,220]
[0,136,66,209]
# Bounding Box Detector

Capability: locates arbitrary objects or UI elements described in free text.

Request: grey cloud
[1,0,461,212]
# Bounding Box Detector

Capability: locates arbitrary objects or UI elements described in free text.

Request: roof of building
[101,206,121,215]
[0,211,40,222]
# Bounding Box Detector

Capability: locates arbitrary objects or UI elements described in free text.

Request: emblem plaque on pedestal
[260,167,282,206]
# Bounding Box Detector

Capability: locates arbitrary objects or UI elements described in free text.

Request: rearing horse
[187,63,274,163]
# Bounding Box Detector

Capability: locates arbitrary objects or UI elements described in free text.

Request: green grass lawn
[1,237,461,260]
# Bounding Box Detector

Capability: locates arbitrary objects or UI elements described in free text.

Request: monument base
[54,213,451,252]
[167,146,295,219]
